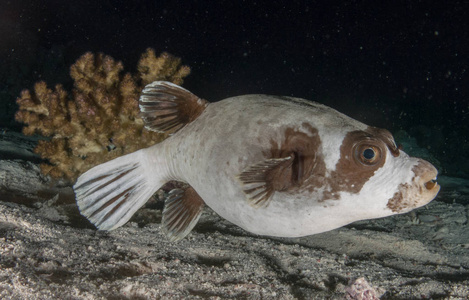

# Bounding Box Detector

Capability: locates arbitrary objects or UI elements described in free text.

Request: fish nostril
[425,180,437,190]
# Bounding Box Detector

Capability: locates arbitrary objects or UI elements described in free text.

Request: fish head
[320,126,440,217]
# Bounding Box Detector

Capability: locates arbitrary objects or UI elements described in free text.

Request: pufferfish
[74,81,440,241]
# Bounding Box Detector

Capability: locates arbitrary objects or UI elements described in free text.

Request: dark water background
[1,0,468,178]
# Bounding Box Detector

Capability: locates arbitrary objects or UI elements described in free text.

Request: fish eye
[354,144,381,165]
[363,148,375,160]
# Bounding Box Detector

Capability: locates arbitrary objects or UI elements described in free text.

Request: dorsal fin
[238,156,294,208]
[139,81,209,135]
[161,185,205,241]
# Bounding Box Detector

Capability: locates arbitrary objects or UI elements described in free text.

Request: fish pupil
[363,148,375,160]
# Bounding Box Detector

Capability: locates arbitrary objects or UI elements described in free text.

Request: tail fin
[74,149,165,230]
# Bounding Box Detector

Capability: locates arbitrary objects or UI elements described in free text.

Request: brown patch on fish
[366,127,400,157]
[241,124,406,206]
[387,183,409,212]
[267,124,326,190]
[327,130,388,199]
[387,159,439,213]
[239,124,325,207]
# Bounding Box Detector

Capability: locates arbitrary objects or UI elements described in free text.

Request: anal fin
[162,185,205,241]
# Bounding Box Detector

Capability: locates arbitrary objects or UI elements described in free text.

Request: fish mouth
[424,178,438,190]
[387,161,440,213]
[415,160,440,200]
[420,165,440,200]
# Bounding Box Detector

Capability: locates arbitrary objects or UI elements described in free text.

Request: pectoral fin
[238,156,294,208]
[162,185,205,241]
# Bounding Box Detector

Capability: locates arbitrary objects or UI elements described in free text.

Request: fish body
[74,82,440,241]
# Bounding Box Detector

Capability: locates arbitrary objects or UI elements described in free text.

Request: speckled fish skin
[74,81,440,241]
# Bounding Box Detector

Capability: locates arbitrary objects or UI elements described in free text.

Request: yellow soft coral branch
[15,48,191,182]
[138,49,191,86]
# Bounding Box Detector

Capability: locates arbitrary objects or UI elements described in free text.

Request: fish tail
[74,148,165,230]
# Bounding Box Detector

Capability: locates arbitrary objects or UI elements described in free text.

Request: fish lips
[417,160,440,202]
